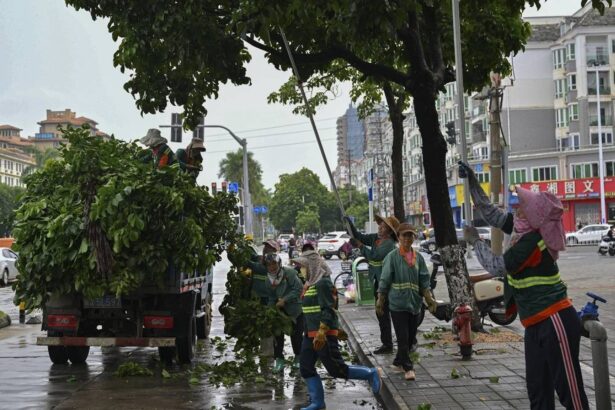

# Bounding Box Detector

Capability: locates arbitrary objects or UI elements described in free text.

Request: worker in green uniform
[246,239,280,304]
[459,161,588,410]
[293,251,381,410]
[139,128,177,169]
[264,253,304,372]
[176,137,205,179]
[378,223,437,381]
[344,215,399,354]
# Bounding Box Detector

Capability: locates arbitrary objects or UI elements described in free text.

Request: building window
[554,79,567,98]
[567,43,576,60]
[612,40,615,53]
[556,108,569,128]
[571,162,599,179]
[568,74,577,90]
[476,172,490,183]
[590,132,613,145]
[606,160,615,176]
[532,166,557,181]
[568,103,579,120]
[559,133,580,151]
[552,48,566,69]
[509,169,527,184]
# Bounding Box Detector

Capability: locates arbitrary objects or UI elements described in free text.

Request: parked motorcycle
[418,253,517,326]
[597,236,615,256]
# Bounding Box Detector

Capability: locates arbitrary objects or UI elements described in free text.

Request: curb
[0,312,11,329]
[338,307,410,410]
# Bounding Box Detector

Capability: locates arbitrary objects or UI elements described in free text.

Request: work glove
[350,237,363,248]
[463,226,481,246]
[313,323,329,351]
[375,293,386,317]
[343,216,360,238]
[240,267,252,278]
[275,298,285,309]
[422,289,438,315]
[337,329,348,342]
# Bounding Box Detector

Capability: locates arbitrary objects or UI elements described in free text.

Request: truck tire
[158,346,176,364]
[176,316,196,364]
[67,346,90,364]
[48,346,69,365]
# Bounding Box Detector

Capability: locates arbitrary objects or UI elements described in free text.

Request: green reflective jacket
[379,249,430,314]
[267,267,303,321]
[355,232,397,282]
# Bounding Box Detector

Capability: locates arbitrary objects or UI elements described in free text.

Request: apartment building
[30,109,111,151]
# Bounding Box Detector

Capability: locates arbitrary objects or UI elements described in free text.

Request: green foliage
[13,126,239,310]
[339,186,369,229]
[269,168,338,232]
[114,361,153,377]
[295,204,320,234]
[220,238,293,355]
[450,368,460,379]
[217,149,270,206]
[0,184,24,236]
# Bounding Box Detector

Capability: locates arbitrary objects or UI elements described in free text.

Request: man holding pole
[344,215,399,354]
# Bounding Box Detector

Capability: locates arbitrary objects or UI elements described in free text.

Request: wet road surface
[0,257,382,410]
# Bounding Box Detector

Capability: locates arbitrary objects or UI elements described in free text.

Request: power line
[205,138,336,154]
[206,126,337,143]
[203,116,339,139]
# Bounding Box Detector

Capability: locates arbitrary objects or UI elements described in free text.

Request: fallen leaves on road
[114,361,154,377]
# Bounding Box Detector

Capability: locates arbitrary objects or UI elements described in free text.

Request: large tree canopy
[218,149,270,206]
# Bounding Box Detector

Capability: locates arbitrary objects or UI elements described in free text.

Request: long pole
[489,77,503,255]
[278,29,347,221]
[596,66,607,224]
[452,0,472,228]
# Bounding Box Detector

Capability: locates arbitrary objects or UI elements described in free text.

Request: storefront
[514,177,615,232]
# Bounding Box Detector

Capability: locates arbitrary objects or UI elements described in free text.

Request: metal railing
[588,86,611,96]
[586,52,609,66]
[589,115,613,126]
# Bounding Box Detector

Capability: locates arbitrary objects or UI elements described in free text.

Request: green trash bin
[352,257,375,306]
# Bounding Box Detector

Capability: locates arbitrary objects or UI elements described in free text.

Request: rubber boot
[273,357,285,373]
[293,356,301,369]
[301,375,326,410]
[347,365,382,394]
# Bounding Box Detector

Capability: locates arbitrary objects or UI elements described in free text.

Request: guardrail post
[583,320,611,410]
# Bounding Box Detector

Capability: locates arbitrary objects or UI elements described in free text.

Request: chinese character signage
[518,177,615,200]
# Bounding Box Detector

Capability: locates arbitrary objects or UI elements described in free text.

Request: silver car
[0,247,18,286]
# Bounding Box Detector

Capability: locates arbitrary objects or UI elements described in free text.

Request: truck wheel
[48,346,69,365]
[324,254,332,260]
[176,317,196,364]
[609,247,615,256]
[67,346,90,364]
[158,346,176,364]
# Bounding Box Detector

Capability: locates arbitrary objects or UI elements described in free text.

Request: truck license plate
[84,295,122,309]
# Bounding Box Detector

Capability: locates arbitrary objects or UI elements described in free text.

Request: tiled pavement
[338,299,615,410]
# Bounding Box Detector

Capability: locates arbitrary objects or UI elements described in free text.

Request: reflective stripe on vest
[537,239,546,251]
[302,305,321,314]
[253,274,267,281]
[391,282,419,292]
[304,287,317,296]
[368,260,383,267]
[507,272,561,289]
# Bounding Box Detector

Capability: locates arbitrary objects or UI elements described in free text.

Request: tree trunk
[413,91,480,328]
[383,86,406,222]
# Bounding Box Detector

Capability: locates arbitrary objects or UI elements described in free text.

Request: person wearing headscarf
[176,137,205,179]
[263,253,304,372]
[139,129,177,169]
[459,161,588,410]
[292,250,381,410]
[378,223,436,381]
[344,215,399,354]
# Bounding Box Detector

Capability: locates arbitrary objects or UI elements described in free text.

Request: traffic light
[445,121,456,144]
[193,116,205,140]
[171,113,182,143]
[221,181,228,193]
[211,182,217,194]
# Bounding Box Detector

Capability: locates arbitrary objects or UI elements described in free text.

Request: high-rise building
[334,104,366,188]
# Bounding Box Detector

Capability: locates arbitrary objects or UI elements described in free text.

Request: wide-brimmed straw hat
[140,129,167,147]
[190,137,206,151]
[262,239,280,252]
[375,215,400,237]
[397,223,418,237]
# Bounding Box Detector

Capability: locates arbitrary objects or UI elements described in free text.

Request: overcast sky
[0,0,586,193]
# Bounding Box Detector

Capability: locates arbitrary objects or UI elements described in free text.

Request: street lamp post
[594,65,607,224]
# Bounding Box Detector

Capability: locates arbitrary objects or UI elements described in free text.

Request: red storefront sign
[517,177,615,199]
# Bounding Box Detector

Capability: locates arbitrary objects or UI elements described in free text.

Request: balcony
[588,86,611,96]
[589,115,613,126]
[586,52,609,67]
[472,131,487,143]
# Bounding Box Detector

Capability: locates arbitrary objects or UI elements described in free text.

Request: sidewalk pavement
[337,254,615,410]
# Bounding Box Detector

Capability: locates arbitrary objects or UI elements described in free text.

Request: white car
[318,231,351,259]
[566,224,611,245]
[0,247,18,286]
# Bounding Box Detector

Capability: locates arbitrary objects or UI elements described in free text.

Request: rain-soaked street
[0,256,382,410]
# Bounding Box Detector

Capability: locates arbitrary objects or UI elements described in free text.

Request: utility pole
[489,73,504,255]
[594,64,607,224]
